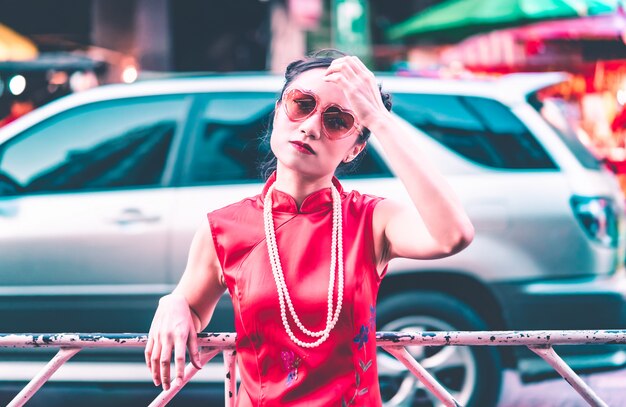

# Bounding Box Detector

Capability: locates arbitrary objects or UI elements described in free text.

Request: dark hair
[260,49,392,179]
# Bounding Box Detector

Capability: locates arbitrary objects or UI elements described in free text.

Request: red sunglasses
[282,88,361,140]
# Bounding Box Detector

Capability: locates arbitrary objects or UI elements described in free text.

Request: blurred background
[3,1,626,406]
[3,0,626,187]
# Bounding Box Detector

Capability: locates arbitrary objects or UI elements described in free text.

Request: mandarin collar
[260,171,344,214]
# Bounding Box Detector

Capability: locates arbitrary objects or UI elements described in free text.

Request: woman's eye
[294,98,315,113]
[324,115,348,130]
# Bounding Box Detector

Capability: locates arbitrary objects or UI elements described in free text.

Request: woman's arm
[145,218,226,390]
[369,112,475,264]
[324,57,475,270]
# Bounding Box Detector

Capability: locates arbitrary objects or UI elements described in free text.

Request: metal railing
[1,329,626,407]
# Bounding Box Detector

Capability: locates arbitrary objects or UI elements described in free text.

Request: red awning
[441,9,626,72]
[514,8,626,41]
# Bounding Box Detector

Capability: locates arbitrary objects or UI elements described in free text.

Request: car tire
[377,291,502,407]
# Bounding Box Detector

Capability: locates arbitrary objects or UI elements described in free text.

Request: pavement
[498,368,626,406]
[1,368,624,406]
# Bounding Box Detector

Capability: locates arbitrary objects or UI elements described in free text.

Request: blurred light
[618,89,626,106]
[48,71,69,85]
[289,0,322,30]
[69,71,98,92]
[9,75,26,95]
[122,66,138,84]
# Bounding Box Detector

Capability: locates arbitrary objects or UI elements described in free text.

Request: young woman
[145,50,475,406]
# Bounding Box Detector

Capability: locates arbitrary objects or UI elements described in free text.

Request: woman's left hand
[323,56,389,129]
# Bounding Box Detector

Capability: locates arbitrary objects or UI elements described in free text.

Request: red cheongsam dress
[208,172,388,406]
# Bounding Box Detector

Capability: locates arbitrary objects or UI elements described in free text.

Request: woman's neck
[273,166,334,208]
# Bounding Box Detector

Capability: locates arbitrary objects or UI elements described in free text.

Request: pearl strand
[263,183,344,348]
[263,184,343,346]
[266,185,343,337]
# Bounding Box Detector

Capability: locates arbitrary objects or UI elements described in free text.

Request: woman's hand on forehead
[323,56,388,129]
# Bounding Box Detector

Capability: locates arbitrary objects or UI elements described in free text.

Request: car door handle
[109,208,161,225]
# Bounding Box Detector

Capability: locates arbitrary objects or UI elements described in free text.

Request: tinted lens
[285,89,316,120]
[322,107,355,139]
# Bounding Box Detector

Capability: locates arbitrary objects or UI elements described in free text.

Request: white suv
[1,72,625,407]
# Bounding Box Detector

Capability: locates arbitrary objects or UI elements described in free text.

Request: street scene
[2,0,626,406]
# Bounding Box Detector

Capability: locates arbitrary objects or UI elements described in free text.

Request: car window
[527,94,602,170]
[184,93,390,185]
[0,96,191,196]
[392,93,557,170]
[184,93,275,184]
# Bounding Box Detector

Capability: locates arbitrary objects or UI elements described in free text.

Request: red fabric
[208,172,387,406]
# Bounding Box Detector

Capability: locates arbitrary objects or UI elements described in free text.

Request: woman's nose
[298,111,322,139]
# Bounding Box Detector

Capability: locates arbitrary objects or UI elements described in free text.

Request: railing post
[528,345,609,407]
[7,347,81,407]
[382,346,461,407]
[223,349,237,407]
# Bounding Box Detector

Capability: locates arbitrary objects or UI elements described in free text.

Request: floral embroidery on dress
[281,350,302,387]
[353,324,369,350]
[343,305,376,406]
[368,305,376,330]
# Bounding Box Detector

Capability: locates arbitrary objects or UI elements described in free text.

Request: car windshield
[527,90,602,171]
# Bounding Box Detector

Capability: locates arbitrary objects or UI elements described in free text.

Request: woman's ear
[344,142,367,163]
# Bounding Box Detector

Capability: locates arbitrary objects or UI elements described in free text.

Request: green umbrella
[387,0,618,42]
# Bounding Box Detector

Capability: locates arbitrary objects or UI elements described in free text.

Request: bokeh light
[122,66,138,84]
[9,75,26,96]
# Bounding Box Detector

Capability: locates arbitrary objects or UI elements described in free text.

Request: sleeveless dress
[208,172,388,406]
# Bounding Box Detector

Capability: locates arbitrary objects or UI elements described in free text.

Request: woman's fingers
[145,294,204,390]
[145,334,154,370]
[326,56,374,84]
[150,340,163,387]
[326,56,388,128]
[159,338,173,390]
[187,324,202,369]
[174,330,188,382]
[327,59,358,80]
[349,56,376,79]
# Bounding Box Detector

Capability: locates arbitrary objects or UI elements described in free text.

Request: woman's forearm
[367,111,474,249]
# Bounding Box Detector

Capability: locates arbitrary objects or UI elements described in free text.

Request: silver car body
[1,73,625,388]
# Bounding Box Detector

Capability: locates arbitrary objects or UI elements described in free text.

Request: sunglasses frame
[282,88,361,140]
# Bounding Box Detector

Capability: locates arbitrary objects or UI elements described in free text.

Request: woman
[145,50,475,406]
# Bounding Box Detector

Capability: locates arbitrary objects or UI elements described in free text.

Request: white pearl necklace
[263,182,344,348]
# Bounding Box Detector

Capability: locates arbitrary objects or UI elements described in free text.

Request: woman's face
[271,68,365,179]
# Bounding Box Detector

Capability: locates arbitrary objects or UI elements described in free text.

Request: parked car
[1,71,625,407]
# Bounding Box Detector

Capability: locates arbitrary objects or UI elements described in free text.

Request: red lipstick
[290,141,315,155]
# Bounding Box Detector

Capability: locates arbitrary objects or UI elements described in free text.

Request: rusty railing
[1,329,626,407]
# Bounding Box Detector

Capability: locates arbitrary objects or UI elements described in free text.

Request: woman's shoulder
[209,194,262,217]
[343,188,385,208]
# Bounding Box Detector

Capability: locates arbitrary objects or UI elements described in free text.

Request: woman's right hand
[145,292,202,391]
[145,219,226,390]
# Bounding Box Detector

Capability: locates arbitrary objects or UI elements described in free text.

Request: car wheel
[377,291,502,407]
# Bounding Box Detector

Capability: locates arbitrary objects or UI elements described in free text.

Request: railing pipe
[2,330,625,349]
[3,330,626,407]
